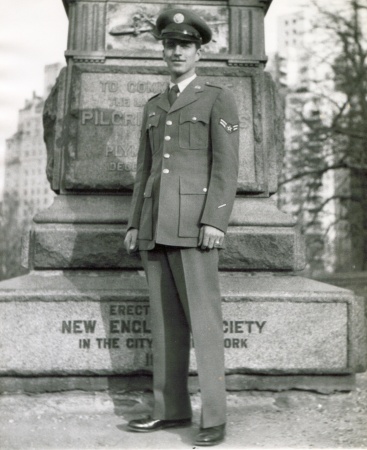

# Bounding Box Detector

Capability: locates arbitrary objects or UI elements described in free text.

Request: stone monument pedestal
[1,0,366,393]
[0,269,365,392]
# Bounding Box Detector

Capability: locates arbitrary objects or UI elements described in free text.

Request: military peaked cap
[156,8,212,45]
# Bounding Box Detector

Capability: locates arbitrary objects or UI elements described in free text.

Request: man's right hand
[124,228,138,254]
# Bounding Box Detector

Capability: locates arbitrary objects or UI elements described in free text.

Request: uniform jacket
[127,76,240,250]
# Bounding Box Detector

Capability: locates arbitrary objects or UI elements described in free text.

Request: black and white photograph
[0,0,366,448]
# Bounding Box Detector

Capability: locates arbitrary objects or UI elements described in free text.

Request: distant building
[269,0,367,274]
[1,63,62,279]
[276,91,338,273]
[4,91,52,224]
[267,7,340,274]
[277,10,310,91]
[3,63,63,223]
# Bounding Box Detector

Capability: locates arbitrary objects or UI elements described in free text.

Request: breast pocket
[178,177,208,237]
[146,114,161,153]
[179,110,210,150]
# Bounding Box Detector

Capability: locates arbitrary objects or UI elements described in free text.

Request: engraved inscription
[65,73,169,189]
[66,72,257,191]
[1,301,348,373]
[60,304,267,368]
[80,110,143,126]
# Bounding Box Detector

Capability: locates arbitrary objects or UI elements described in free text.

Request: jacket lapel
[156,88,170,113]
[169,78,204,114]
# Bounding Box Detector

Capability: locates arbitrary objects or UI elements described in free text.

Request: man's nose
[173,45,183,55]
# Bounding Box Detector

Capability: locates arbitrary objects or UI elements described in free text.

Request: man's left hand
[198,225,224,250]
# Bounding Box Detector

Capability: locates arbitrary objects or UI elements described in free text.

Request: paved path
[1,373,367,449]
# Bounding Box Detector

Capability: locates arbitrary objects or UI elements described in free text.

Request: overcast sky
[0,0,307,199]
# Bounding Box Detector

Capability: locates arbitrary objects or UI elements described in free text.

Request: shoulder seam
[205,81,223,89]
[147,93,161,102]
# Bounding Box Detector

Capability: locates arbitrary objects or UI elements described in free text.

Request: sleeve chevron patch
[219,118,239,133]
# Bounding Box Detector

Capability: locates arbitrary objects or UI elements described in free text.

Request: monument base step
[0,374,356,395]
[26,223,305,271]
[26,196,305,271]
[0,270,366,376]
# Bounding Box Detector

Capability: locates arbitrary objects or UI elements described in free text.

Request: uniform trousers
[140,245,227,428]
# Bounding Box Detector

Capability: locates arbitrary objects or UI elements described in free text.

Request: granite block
[0,271,365,376]
[29,222,305,271]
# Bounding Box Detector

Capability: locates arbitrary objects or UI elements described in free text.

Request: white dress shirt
[169,73,197,95]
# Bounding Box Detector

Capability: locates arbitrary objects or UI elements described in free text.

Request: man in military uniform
[124,8,239,446]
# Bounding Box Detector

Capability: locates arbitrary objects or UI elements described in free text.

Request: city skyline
[0,0,307,200]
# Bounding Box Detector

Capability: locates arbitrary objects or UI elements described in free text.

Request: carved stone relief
[106,3,229,55]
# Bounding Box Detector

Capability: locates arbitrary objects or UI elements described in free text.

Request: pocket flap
[180,177,208,195]
[146,114,160,129]
[179,110,209,125]
[144,176,155,197]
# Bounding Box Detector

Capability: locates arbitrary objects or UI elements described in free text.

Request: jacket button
[203,188,207,192]
[164,153,170,158]
[166,120,172,126]
[163,169,169,174]
[164,136,171,141]
[192,117,197,121]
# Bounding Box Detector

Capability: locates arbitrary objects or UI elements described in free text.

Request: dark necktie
[168,84,179,106]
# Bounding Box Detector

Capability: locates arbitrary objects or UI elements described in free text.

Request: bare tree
[277,0,367,273]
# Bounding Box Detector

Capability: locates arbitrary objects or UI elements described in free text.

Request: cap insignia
[173,13,185,24]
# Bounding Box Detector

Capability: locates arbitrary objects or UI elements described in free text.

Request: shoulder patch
[205,81,223,89]
[219,118,239,134]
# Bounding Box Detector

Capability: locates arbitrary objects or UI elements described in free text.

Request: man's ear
[195,48,201,62]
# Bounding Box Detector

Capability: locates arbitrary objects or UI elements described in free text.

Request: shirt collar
[169,73,197,93]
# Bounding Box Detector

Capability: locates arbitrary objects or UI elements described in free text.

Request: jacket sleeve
[200,87,239,233]
[127,104,152,230]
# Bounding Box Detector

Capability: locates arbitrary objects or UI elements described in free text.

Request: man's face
[163,39,201,79]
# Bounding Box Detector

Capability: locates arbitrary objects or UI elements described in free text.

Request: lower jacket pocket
[178,177,208,238]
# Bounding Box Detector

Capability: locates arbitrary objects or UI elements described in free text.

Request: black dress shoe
[127,416,191,432]
[194,424,226,446]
